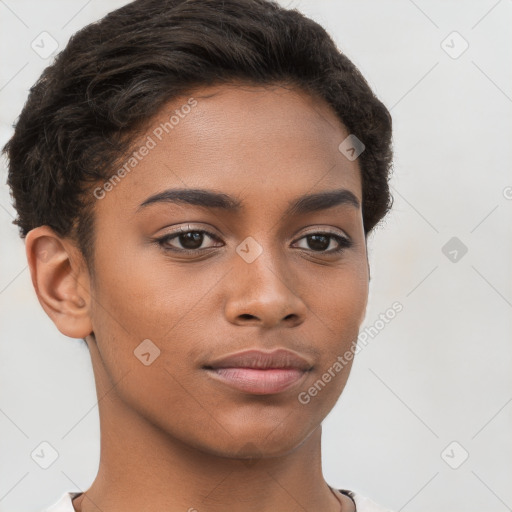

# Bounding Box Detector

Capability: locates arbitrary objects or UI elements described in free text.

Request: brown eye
[157,229,222,252]
[306,234,330,251]
[176,231,205,250]
[294,232,352,254]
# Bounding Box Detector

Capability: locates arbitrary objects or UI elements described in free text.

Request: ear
[25,226,93,339]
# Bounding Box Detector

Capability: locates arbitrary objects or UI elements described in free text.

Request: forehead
[94,83,362,217]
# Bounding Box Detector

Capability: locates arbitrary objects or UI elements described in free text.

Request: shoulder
[43,491,80,512]
[340,489,395,512]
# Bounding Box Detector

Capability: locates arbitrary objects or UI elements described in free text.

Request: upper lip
[203,348,313,371]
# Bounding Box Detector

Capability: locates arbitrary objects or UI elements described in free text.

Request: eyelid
[293,227,351,242]
[156,223,221,238]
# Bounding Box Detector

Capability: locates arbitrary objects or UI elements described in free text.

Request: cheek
[302,255,369,339]
[87,250,228,397]
[334,267,368,338]
[293,265,368,421]
[87,256,207,425]
[90,246,217,339]
[302,256,368,387]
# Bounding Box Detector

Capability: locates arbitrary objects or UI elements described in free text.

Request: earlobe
[25,226,93,339]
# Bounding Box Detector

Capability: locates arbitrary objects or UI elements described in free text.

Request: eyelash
[154,228,353,255]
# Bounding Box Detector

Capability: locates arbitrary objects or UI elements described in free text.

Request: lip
[203,348,313,395]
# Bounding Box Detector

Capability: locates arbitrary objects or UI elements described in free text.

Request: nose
[223,245,307,329]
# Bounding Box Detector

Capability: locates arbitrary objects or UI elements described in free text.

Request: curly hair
[3,0,393,265]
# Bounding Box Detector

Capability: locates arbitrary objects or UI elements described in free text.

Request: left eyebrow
[285,188,360,216]
[138,187,360,215]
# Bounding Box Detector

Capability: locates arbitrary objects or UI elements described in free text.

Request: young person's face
[82,84,369,457]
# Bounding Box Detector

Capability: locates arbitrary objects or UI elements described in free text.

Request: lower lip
[205,368,308,395]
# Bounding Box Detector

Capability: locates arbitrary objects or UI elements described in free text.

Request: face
[86,83,369,458]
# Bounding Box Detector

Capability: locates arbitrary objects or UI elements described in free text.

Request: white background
[0,1,511,511]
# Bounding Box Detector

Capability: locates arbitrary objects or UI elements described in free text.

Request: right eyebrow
[138,188,242,212]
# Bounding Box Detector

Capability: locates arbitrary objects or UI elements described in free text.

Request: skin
[26,83,370,512]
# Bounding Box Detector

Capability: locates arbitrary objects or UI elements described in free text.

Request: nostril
[239,314,256,320]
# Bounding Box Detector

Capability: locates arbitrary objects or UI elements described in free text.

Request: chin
[197,438,304,462]
[188,419,317,461]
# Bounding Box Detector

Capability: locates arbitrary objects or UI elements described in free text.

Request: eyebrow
[138,187,360,216]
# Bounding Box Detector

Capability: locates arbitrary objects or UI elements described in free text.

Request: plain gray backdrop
[1,1,511,511]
